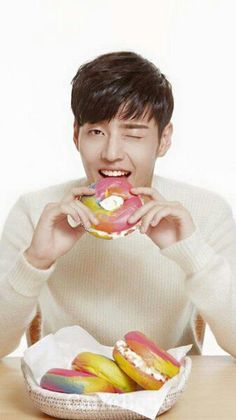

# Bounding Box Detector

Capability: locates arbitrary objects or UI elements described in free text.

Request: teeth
[100,170,129,177]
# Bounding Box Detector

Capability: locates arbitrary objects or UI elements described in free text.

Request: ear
[156,122,173,157]
[73,119,80,150]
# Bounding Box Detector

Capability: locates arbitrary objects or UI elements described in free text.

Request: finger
[128,200,159,224]
[47,203,81,226]
[71,201,99,225]
[69,205,92,229]
[62,187,95,204]
[140,202,184,231]
[140,206,159,233]
[67,215,82,228]
[131,187,166,202]
[128,199,183,224]
[150,206,183,227]
[49,203,90,229]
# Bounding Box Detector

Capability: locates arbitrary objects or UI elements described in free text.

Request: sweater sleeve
[0,195,57,358]
[160,200,236,358]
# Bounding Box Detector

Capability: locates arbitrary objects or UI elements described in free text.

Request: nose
[101,135,125,162]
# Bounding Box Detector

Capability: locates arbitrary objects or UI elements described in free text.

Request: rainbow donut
[113,331,181,391]
[40,367,115,394]
[72,352,137,393]
[81,177,143,240]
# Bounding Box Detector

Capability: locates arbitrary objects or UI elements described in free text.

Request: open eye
[89,129,104,135]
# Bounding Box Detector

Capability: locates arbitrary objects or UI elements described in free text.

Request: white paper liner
[21,325,192,419]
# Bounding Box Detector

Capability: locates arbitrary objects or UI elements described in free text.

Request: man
[0,51,235,358]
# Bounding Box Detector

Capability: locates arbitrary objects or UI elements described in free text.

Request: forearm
[24,247,56,270]
[0,250,56,358]
[185,255,236,357]
[0,284,37,358]
[161,228,236,358]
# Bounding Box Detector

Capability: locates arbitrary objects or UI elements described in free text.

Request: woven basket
[21,357,192,419]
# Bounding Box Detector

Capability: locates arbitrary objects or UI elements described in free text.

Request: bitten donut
[72,352,137,393]
[40,368,115,394]
[113,331,181,390]
[80,177,143,239]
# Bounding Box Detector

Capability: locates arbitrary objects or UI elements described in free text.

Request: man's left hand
[128,187,196,249]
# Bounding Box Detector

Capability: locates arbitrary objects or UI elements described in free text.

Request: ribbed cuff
[160,227,215,276]
[7,249,57,297]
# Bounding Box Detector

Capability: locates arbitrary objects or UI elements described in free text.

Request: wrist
[24,248,56,270]
[160,227,215,275]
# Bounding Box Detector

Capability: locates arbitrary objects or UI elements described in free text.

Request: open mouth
[99,170,131,178]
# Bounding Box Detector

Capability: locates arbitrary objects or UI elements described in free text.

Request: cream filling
[99,195,124,211]
[67,217,139,238]
[87,225,138,239]
[115,340,167,382]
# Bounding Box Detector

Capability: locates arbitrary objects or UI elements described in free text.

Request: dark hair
[71,51,174,137]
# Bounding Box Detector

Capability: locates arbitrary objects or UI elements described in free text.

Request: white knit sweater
[1,174,236,358]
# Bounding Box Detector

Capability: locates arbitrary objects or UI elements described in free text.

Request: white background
[0,0,235,357]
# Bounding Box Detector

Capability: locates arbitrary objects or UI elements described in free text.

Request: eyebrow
[119,123,149,129]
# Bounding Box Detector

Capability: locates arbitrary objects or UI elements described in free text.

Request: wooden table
[0,356,235,419]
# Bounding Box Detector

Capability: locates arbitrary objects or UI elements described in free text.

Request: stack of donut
[40,331,181,395]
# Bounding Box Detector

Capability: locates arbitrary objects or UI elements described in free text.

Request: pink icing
[125,331,181,367]
[42,383,66,393]
[47,368,96,377]
[92,177,143,233]
[95,177,131,198]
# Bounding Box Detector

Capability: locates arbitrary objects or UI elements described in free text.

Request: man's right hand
[24,186,98,269]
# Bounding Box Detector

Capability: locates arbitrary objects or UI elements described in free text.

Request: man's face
[73,114,172,187]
